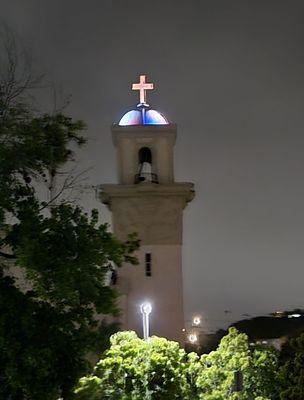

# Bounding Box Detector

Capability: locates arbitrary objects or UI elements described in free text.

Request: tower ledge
[111,123,177,145]
[98,182,195,211]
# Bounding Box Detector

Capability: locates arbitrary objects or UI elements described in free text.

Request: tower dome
[118,74,169,126]
[119,107,168,126]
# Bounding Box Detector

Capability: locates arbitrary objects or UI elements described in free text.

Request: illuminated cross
[132,75,154,106]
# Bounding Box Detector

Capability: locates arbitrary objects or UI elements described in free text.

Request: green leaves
[10,204,134,316]
[279,333,304,400]
[195,328,281,400]
[0,272,85,400]
[75,331,191,400]
[0,75,139,398]
[75,329,281,400]
[196,328,251,399]
[0,112,85,174]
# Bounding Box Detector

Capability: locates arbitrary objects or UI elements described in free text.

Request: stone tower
[99,75,194,343]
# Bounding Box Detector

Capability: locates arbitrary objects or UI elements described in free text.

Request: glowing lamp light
[193,316,201,326]
[274,311,284,317]
[188,333,198,344]
[140,302,152,341]
[141,302,152,315]
[288,313,301,318]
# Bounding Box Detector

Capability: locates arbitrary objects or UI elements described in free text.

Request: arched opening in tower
[135,147,158,184]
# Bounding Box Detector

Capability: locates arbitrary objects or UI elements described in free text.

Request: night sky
[2,0,304,332]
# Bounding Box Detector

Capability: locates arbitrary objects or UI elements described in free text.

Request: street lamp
[140,302,152,341]
[188,333,198,344]
[193,316,201,326]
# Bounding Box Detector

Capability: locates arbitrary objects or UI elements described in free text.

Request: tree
[248,345,281,400]
[75,331,192,400]
[75,329,281,400]
[279,332,304,400]
[0,30,139,399]
[195,327,279,400]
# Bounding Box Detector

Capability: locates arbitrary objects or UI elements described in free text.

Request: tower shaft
[99,114,194,344]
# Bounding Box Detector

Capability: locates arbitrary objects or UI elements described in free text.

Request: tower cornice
[98,182,195,211]
[111,123,177,146]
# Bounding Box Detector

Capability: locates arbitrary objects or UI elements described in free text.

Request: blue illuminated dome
[119,107,168,126]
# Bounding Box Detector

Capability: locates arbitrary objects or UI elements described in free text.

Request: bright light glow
[119,110,142,126]
[288,313,301,318]
[118,108,168,126]
[193,316,201,326]
[132,75,154,105]
[145,109,168,125]
[188,333,198,344]
[140,302,152,341]
[141,302,152,315]
[274,311,284,316]
[182,328,186,332]
[119,74,169,126]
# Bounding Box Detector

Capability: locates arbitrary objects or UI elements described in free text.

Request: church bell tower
[99,75,194,343]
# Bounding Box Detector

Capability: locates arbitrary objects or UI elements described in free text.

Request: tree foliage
[75,331,192,400]
[75,328,281,400]
[195,327,280,400]
[0,31,139,399]
[279,332,304,400]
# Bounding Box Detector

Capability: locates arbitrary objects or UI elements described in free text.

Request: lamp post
[188,333,198,344]
[140,302,152,341]
[231,370,243,398]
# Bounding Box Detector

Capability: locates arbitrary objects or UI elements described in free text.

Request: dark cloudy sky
[2,0,304,332]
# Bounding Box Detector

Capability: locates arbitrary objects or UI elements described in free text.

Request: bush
[75,331,192,399]
[75,328,281,400]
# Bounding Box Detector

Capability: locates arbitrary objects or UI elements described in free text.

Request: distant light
[274,311,284,317]
[141,302,152,315]
[188,333,198,344]
[288,313,301,318]
[262,340,268,344]
[182,328,186,332]
[193,316,201,326]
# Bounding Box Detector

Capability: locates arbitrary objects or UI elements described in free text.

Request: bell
[138,161,153,182]
[135,147,158,184]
